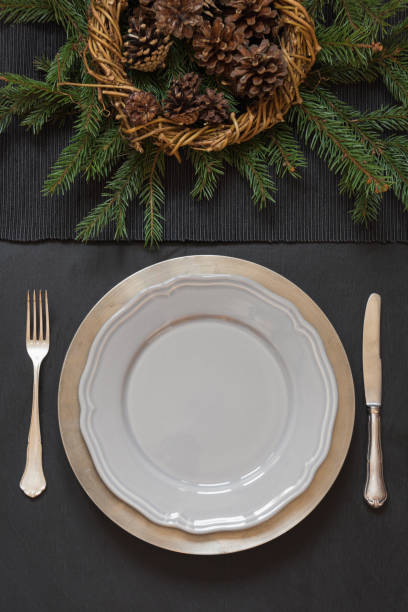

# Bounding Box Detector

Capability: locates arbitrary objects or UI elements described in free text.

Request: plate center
[124,318,289,486]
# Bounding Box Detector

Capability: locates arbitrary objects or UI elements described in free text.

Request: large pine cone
[124,8,172,72]
[223,0,282,40]
[198,88,230,124]
[192,17,244,77]
[230,39,287,98]
[125,90,161,125]
[163,73,202,124]
[154,0,204,39]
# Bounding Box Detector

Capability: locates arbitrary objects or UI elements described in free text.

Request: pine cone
[230,39,287,98]
[198,88,230,125]
[125,90,161,125]
[202,0,221,20]
[138,0,155,12]
[124,8,172,72]
[154,0,204,39]
[164,73,201,124]
[223,0,282,40]
[192,17,244,77]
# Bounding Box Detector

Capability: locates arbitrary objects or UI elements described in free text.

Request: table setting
[1,1,408,611]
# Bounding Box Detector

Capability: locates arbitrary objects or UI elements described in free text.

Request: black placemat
[1,20,408,242]
[1,241,408,611]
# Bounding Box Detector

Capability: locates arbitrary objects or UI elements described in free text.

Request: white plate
[79,274,338,534]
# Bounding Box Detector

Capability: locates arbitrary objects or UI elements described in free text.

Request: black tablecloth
[2,21,408,242]
[1,241,407,611]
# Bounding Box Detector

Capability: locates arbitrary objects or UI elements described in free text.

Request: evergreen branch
[33,55,52,74]
[76,151,145,241]
[0,0,88,35]
[315,89,408,210]
[20,106,54,133]
[381,135,408,207]
[188,150,224,200]
[0,114,11,133]
[316,21,383,68]
[265,123,307,178]
[222,139,276,208]
[349,106,408,132]
[303,0,326,21]
[332,0,407,35]
[310,64,379,84]
[45,38,84,87]
[42,129,93,195]
[139,144,165,246]
[350,190,382,224]
[291,89,390,200]
[380,63,408,106]
[0,73,77,105]
[0,0,55,23]
[77,70,103,138]
[0,73,76,132]
[83,125,127,180]
[47,0,88,37]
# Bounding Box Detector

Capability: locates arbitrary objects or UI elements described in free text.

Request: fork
[20,290,49,498]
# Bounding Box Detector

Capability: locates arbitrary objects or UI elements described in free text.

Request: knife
[362,293,387,508]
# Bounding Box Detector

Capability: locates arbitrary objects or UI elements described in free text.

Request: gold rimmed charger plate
[58,255,355,555]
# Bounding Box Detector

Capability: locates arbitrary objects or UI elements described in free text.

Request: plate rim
[58,255,355,555]
[78,272,339,534]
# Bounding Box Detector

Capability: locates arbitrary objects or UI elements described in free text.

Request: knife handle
[364,406,387,508]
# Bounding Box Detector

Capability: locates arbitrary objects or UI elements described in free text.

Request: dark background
[1,241,408,611]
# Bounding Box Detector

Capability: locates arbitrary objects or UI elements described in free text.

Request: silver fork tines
[20,290,50,498]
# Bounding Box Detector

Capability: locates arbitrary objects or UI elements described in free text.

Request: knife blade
[363,293,382,406]
[362,293,387,508]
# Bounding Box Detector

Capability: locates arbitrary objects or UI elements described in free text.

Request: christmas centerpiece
[86,0,316,158]
[1,1,408,244]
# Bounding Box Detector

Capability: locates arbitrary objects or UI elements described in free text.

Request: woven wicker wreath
[85,0,320,160]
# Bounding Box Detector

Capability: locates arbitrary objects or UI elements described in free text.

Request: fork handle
[20,363,46,498]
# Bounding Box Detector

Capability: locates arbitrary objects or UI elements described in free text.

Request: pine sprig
[0,0,55,23]
[313,88,408,213]
[317,20,382,68]
[76,150,145,241]
[0,0,88,35]
[139,144,165,247]
[42,128,93,195]
[266,123,307,179]
[0,73,76,133]
[83,125,127,180]
[222,139,276,208]
[45,38,84,87]
[290,89,390,221]
[188,150,224,200]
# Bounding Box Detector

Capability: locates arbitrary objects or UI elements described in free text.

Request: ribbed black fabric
[1,20,408,242]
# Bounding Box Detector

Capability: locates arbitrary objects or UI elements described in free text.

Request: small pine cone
[124,8,172,72]
[198,88,230,125]
[223,0,282,40]
[125,90,161,125]
[154,0,204,39]
[230,39,287,99]
[192,17,244,77]
[164,73,201,124]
